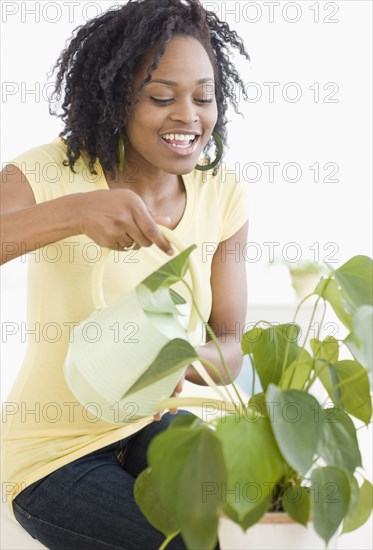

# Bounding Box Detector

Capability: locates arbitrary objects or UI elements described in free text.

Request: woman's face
[124,35,218,175]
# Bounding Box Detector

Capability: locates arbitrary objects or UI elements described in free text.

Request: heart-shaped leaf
[134,467,180,537]
[317,256,373,331]
[315,359,372,423]
[345,305,373,372]
[215,414,285,519]
[283,486,310,527]
[279,349,313,390]
[141,245,197,291]
[311,467,351,544]
[266,385,322,475]
[246,324,301,391]
[311,336,339,363]
[317,408,361,473]
[222,497,269,531]
[136,284,180,315]
[148,425,225,550]
[332,255,373,314]
[342,478,373,533]
[122,338,198,397]
[315,277,352,330]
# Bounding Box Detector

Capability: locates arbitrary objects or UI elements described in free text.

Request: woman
[1,0,250,548]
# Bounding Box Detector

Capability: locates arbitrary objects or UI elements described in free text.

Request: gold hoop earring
[195,132,223,172]
[118,132,125,172]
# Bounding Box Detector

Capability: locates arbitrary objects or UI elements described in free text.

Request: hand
[78,189,174,255]
[153,371,186,421]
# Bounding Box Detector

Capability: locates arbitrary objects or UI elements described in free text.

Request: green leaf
[169,288,187,305]
[168,413,202,430]
[311,336,339,363]
[311,467,351,544]
[223,497,269,531]
[248,324,302,391]
[141,245,197,291]
[266,385,322,475]
[332,360,372,423]
[279,349,313,390]
[315,277,352,330]
[215,414,285,519]
[314,359,342,404]
[315,360,372,424]
[241,326,263,355]
[283,486,310,527]
[332,255,373,314]
[345,305,373,372]
[136,284,180,314]
[317,256,373,331]
[342,475,360,531]
[122,338,198,397]
[342,479,373,533]
[248,392,267,418]
[148,426,225,550]
[317,408,362,473]
[134,468,180,537]
[311,337,341,401]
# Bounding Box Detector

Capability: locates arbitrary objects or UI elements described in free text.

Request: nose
[169,99,199,125]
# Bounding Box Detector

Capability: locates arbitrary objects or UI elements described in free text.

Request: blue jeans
[13,410,220,550]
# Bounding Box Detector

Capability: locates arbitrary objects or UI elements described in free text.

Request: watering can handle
[91,225,203,337]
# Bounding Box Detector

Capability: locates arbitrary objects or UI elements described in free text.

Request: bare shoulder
[0,164,36,214]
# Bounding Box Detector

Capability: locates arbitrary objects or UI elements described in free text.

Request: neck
[105,160,183,200]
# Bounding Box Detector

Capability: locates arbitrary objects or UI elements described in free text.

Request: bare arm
[0,164,174,265]
[186,220,249,385]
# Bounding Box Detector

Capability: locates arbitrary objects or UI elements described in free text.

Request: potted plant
[288,260,327,301]
[132,254,372,550]
[269,258,328,301]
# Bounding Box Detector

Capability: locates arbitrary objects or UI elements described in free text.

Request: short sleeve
[218,169,250,242]
[9,139,73,205]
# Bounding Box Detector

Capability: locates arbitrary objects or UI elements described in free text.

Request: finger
[153,215,172,227]
[169,408,178,415]
[174,380,184,393]
[111,235,138,252]
[134,211,175,256]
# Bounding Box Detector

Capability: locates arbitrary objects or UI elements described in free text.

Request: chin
[163,159,199,175]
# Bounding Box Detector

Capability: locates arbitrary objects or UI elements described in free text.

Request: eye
[150,97,174,105]
[195,98,215,105]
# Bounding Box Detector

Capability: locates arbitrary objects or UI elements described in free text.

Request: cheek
[206,103,219,129]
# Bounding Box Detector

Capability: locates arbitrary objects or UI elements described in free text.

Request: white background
[1,1,372,547]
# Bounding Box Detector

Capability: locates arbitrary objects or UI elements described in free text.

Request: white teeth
[162,134,196,141]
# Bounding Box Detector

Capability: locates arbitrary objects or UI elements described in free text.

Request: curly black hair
[49,0,250,178]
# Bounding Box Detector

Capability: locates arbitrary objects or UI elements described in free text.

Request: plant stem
[283,292,316,388]
[251,360,256,397]
[157,396,244,414]
[299,294,323,356]
[303,358,329,392]
[303,299,328,391]
[199,357,241,411]
[182,280,247,411]
[189,359,233,403]
[158,532,180,550]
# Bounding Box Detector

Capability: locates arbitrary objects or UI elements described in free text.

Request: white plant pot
[218,513,338,550]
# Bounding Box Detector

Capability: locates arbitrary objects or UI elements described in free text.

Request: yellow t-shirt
[1,137,249,516]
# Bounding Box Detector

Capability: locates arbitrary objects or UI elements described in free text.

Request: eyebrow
[147,78,215,87]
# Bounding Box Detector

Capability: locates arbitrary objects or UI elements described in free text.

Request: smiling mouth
[160,133,200,156]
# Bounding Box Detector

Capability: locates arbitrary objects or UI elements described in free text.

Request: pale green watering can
[64,226,203,424]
